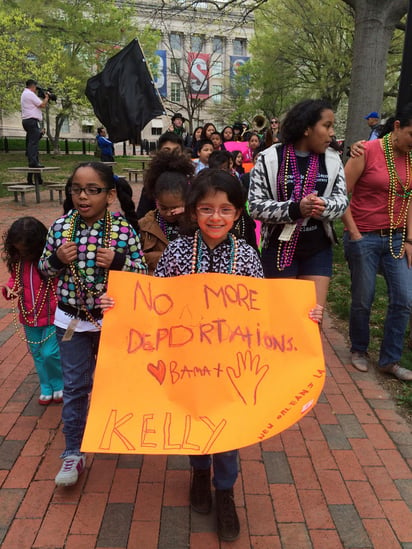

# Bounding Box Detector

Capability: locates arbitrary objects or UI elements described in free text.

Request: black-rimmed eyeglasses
[68,186,111,195]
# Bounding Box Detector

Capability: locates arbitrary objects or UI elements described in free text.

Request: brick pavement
[0,189,412,548]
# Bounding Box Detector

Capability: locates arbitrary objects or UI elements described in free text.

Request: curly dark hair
[2,217,48,272]
[143,149,194,200]
[281,99,333,145]
[62,161,139,232]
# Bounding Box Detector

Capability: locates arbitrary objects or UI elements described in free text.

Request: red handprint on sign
[226,351,269,405]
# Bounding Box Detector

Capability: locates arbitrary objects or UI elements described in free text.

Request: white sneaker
[55,455,86,487]
[351,351,369,372]
[53,390,63,403]
[380,363,412,381]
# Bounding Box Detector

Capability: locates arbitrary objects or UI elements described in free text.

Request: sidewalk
[0,190,411,549]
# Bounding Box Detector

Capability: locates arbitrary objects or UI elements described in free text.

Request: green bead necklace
[382,133,412,259]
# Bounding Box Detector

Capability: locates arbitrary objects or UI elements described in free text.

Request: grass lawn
[0,152,145,195]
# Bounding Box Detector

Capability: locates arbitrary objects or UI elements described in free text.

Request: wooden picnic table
[128,156,151,171]
[7,167,61,203]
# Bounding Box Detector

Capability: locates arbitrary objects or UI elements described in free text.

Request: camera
[36,86,57,102]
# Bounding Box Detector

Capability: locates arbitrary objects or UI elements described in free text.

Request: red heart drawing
[147,360,166,385]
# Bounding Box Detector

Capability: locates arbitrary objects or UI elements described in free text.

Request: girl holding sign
[151,169,323,542]
[100,168,323,542]
[248,99,348,311]
[39,162,147,488]
[155,168,263,541]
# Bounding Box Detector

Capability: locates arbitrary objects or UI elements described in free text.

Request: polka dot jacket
[39,210,147,310]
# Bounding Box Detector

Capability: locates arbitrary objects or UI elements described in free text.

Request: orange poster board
[82,272,325,455]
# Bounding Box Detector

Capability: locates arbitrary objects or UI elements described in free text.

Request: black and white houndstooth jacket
[248,144,349,249]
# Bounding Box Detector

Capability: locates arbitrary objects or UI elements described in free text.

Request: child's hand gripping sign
[82,272,325,454]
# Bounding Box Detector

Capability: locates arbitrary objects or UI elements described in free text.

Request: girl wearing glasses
[154,168,263,541]
[39,161,147,488]
[155,168,263,279]
[151,168,323,541]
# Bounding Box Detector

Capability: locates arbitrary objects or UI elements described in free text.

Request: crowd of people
[4,97,412,543]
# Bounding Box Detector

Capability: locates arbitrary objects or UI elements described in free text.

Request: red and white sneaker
[38,394,52,405]
[53,390,63,403]
[55,455,86,487]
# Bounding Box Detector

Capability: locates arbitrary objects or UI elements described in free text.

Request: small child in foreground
[2,217,63,405]
[39,161,147,488]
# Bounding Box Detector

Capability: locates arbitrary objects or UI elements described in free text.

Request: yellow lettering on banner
[82,273,325,455]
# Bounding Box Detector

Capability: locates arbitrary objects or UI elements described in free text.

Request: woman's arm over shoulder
[248,153,270,213]
[154,239,184,278]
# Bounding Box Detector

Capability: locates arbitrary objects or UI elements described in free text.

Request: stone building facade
[133,0,255,137]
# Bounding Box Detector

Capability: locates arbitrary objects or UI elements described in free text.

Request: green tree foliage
[2,0,160,150]
[242,0,354,120]
[0,9,41,113]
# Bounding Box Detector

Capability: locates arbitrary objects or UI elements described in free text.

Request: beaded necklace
[233,214,246,240]
[276,145,319,270]
[382,133,412,259]
[190,230,239,274]
[155,210,180,241]
[10,261,57,344]
[65,209,112,326]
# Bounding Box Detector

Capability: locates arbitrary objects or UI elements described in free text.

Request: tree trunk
[343,0,408,148]
[52,113,67,154]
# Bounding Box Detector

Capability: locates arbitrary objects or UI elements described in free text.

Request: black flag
[85,39,165,143]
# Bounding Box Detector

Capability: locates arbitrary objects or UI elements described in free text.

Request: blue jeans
[56,328,100,457]
[190,450,238,490]
[344,232,412,368]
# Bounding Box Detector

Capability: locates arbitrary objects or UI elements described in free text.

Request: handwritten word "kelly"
[98,409,227,454]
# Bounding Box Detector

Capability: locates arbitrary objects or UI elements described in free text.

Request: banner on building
[230,55,250,95]
[81,272,325,455]
[154,50,167,97]
[188,52,210,99]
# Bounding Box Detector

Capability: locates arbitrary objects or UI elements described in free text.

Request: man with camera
[21,79,49,168]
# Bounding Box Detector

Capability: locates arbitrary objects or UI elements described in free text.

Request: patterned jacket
[39,210,147,310]
[248,144,348,248]
[154,235,264,278]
